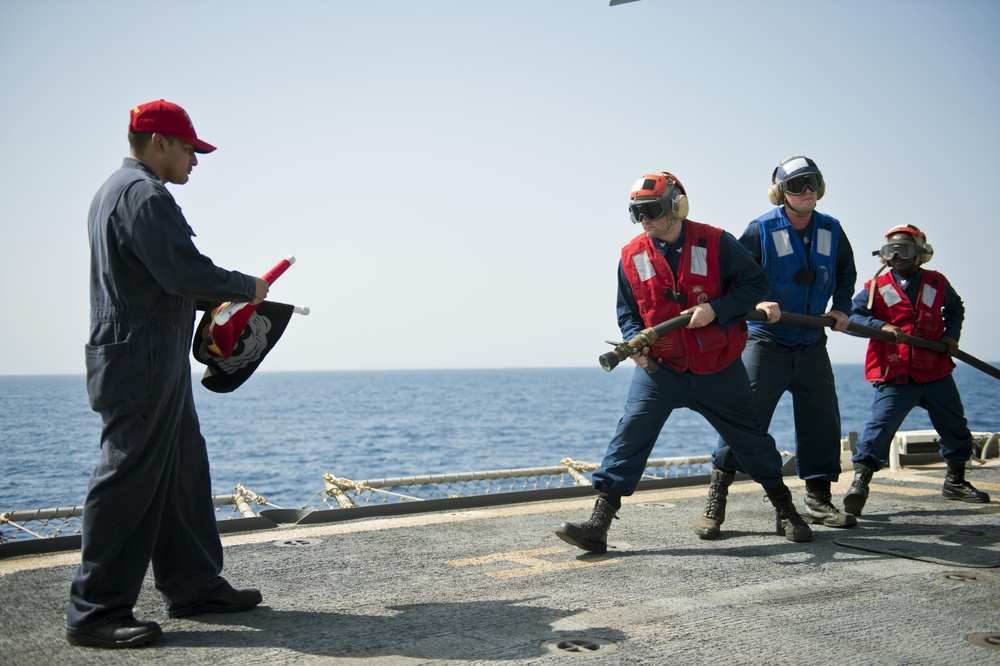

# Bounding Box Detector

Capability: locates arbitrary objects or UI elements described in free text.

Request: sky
[1,0,998,376]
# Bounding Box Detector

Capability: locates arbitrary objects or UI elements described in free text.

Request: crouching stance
[843,225,990,516]
[556,172,812,554]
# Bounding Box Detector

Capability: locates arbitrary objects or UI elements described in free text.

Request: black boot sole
[843,494,866,517]
[555,524,608,554]
[694,519,722,540]
[942,492,991,503]
[804,512,858,528]
[775,524,814,543]
[167,589,263,619]
[65,626,161,649]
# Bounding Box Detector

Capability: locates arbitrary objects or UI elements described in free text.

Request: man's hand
[825,309,849,332]
[941,335,959,357]
[681,302,717,328]
[252,277,269,305]
[755,301,780,324]
[882,323,907,343]
[630,346,651,369]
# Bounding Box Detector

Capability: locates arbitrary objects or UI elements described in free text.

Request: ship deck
[2,459,999,665]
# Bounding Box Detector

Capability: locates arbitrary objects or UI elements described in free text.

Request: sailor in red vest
[843,225,990,515]
[556,171,813,554]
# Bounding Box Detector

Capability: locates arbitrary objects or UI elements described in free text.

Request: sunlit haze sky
[2,0,998,376]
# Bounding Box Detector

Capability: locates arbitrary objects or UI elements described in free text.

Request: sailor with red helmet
[842,225,990,515]
[555,171,814,554]
[707,156,858,539]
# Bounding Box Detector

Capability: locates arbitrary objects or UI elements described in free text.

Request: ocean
[2,365,998,512]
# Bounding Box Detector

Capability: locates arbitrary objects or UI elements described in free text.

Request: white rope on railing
[325,475,426,503]
[235,484,286,512]
[975,433,999,463]
[560,458,599,486]
[2,437,991,546]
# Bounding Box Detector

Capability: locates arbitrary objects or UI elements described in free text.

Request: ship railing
[4,430,996,558]
[311,455,723,510]
[0,492,264,551]
[0,454,734,555]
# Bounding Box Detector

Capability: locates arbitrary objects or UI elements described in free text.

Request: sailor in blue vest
[65,100,270,649]
[703,156,858,539]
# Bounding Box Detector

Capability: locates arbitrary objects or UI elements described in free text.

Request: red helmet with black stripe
[628,172,689,223]
[878,224,934,265]
[629,172,686,200]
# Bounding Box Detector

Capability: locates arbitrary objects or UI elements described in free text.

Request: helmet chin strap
[866,264,887,310]
[784,200,812,218]
[665,212,684,233]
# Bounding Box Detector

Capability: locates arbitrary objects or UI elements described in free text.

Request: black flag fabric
[193,300,295,393]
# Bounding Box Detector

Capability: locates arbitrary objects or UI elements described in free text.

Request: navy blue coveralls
[592,223,787,495]
[66,159,257,629]
[713,209,857,482]
[849,269,973,470]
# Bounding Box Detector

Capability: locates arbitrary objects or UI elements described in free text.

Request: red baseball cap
[128,99,217,153]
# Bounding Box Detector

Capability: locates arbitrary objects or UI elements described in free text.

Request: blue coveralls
[713,209,856,482]
[849,269,973,471]
[66,159,257,629]
[592,224,786,495]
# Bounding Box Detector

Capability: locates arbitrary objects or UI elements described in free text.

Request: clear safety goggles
[783,173,822,196]
[629,199,668,224]
[879,241,919,261]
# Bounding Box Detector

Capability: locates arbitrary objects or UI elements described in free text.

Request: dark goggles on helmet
[782,173,822,196]
[879,241,919,261]
[629,199,668,224]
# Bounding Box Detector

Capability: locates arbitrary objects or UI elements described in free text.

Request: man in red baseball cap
[116,99,221,187]
[128,99,217,153]
[66,101,268,649]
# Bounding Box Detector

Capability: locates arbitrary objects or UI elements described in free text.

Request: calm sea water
[2,365,998,511]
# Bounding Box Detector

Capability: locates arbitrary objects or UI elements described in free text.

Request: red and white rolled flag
[206,255,296,358]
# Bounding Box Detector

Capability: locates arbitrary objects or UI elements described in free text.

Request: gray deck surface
[2,460,999,665]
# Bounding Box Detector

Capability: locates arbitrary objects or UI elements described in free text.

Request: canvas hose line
[599,310,1000,381]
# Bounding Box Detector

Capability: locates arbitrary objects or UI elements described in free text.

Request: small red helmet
[884,225,926,242]
[877,224,933,265]
[630,172,686,200]
[628,172,689,223]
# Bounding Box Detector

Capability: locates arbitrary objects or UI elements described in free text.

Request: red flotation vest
[863,269,955,384]
[621,221,747,374]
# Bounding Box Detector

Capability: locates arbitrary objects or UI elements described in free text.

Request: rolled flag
[206,255,295,358]
[194,301,310,393]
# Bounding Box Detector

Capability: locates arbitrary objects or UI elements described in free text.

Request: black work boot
[942,461,991,503]
[803,479,857,528]
[694,467,736,540]
[765,488,813,543]
[843,463,874,517]
[65,616,162,649]
[556,497,619,554]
